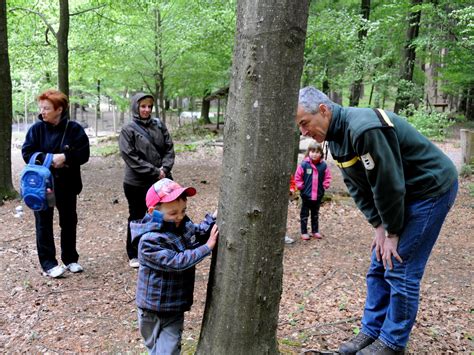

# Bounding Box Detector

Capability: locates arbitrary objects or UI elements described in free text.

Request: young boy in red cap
[131,178,218,354]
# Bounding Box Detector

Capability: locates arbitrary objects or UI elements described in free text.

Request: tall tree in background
[349,0,370,107]
[0,0,16,201]
[57,0,69,96]
[394,0,422,113]
[196,0,309,353]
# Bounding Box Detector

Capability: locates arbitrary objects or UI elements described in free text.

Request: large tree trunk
[349,0,371,107]
[0,0,16,201]
[196,1,309,354]
[57,0,69,96]
[394,0,422,113]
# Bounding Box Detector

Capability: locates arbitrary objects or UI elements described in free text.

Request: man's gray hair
[298,86,334,114]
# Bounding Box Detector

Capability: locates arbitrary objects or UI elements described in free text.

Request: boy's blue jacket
[131,211,215,313]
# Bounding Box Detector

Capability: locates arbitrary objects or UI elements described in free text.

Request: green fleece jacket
[326,104,457,235]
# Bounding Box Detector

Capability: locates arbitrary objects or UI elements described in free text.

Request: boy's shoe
[66,262,84,273]
[129,258,139,268]
[356,339,405,355]
[301,234,310,240]
[312,232,323,239]
[339,333,375,354]
[284,235,295,244]
[42,265,67,278]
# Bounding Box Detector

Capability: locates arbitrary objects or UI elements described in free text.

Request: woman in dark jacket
[119,93,175,268]
[22,89,90,278]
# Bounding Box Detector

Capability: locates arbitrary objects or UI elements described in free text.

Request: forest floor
[1,134,473,354]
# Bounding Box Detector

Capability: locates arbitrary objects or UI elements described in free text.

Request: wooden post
[460,129,474,165]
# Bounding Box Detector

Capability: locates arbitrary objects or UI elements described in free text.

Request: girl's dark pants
[300,197,322,234]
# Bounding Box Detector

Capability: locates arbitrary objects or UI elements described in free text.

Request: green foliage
[460,164,472,178]
[171,123,220,142]
[400,105,454,140]
[90,143,119,157]
[174,143,198,153]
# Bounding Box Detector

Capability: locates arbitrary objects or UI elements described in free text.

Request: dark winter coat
[22,110,90,195]
[119,93,175,187]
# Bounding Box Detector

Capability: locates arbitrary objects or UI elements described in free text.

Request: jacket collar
[326,104,346,142]
[38,109,69,129]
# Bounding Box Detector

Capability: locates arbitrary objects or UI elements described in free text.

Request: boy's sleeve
[139,233,211,271]
[192,214,216,245]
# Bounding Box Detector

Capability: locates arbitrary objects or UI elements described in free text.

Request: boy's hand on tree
[206,224,219,250]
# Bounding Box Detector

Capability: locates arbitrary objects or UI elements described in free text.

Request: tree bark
[154,8,166,123]
[349,0,371,107]
[200,95,211,124]
[196,1,309,354]
[57,0,69,96]
[0,0,16,200]
[394,0,422,113]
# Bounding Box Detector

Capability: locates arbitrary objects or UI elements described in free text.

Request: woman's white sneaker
[66,262,84,273]
[43,265,67,278]
[129,258,139,268]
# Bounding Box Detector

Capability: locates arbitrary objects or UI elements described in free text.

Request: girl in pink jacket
[295,142,332,240]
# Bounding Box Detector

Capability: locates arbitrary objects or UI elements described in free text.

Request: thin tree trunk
[394,0,422,113]
[216,98,221,130]
[196,1,310,353]
[200,96,211,124]
[0,0,16,200]
[349,0,371,107]
[95,79,100,137]
[154,8,166,123]
[57,0,69,96]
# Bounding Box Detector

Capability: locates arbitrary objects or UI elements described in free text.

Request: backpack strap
[43,153,54,168]
[28,152,54,168]
[28,152,42,165]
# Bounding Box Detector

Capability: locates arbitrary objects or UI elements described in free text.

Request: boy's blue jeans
[361,180,458,351]
[138,308,184,355]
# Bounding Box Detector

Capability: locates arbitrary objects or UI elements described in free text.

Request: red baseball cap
[146,178,196,208]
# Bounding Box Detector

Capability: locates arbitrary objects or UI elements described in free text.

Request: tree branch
[9,7,57,38]
[138,72,153,94]
[69,4,106,16]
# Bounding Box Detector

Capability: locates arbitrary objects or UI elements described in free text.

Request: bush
[171,122,219,142]
[460,164,472,177]
[400,105,454,140]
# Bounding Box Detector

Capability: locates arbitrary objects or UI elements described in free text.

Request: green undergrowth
[90,143,119,157]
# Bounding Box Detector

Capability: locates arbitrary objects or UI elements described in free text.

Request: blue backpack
[20,152,54,211]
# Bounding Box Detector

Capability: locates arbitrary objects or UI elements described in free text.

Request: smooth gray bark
[196,1,309,354]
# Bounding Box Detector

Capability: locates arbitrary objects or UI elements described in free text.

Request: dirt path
[1,142,472,353]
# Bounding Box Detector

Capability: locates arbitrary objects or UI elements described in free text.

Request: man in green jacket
[296,86,458,355]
